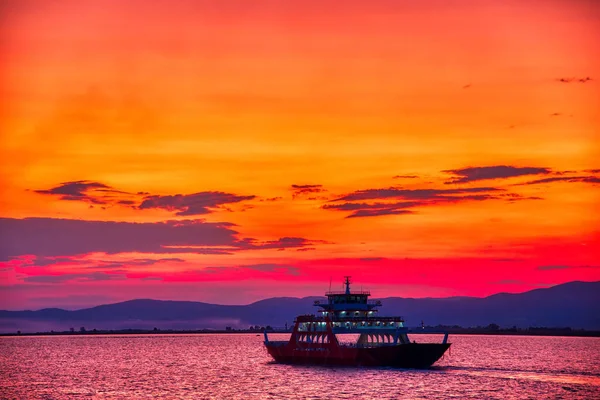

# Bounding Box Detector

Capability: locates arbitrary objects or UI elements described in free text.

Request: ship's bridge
[314,277,382,317]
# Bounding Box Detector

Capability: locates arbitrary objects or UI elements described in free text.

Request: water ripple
[0,334,598,399]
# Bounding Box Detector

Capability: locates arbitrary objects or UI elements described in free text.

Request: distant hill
[1,281,599,333]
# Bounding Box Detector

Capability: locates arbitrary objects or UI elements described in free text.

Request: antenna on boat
[344,276,351,295]
[328,276,332,292]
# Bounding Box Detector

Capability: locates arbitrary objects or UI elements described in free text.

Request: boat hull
[265,342,450,368]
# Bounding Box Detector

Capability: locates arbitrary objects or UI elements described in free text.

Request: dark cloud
[35,181,109,196]
[538,265,569,271]
[291,184,326,199]
[236,237,321,250]
[556,77,592,83]
[130,258,185,265]
[448,194,499,201]
[24,272,126,283]
[0,218,236,260]
[35,181,117,204]
[537,265,599,271]
[243,263,300,275]
[500,193,543,202]
[493,279,525,285]
[392,175,418,179]
[86,258,186,269]
[138,191,256,216]
[199,263,301,276]
[323,201,417,217]
[575,176,599,184]
[349,209,413,218]
[333,186,499,202]
[323,201,415,211]
[443,165,551,184]
[323,183,542,218]
[334,192,532,217]
[0,218,319,260]
[585,169,600,174]
[323,201,416,218]
[28,256,78,267]
[518,176,600,186]
[35,181,257,216]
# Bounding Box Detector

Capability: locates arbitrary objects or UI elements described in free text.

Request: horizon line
[3,279,596,313]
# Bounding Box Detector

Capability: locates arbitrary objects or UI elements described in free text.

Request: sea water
[1,334,598,399]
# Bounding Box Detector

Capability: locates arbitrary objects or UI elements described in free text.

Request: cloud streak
[323,201,417,218]
[333,186,499,202]
[138,192,256,216]
[556,77,592,83]
[325,188,509,218]
[323,169,562,217]
[243,263,301,276]
[537,265,599,271]
[24,272,126,283]
[517,176,600,186]
[291,184,326,199]
[35,181,122,205]
[443,165,551,184]
[35,181,257,216]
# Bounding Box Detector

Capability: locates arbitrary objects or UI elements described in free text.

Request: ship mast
[344,276,351,295]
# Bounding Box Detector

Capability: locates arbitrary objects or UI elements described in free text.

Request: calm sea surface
[1,334,599,399]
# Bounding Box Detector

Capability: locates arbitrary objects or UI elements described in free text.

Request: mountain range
[1,281,599,333]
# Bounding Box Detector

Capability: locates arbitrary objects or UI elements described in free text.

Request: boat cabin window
[329,295,368,304]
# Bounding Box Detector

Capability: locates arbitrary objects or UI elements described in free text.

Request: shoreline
[2,328,599,338]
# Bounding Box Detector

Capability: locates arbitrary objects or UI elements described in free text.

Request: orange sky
[1,0,599,309]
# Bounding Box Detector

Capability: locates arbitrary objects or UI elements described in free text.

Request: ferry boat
[264,277,450,368]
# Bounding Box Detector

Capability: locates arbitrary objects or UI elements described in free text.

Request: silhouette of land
[1,281,598,334]
[2,325,599,338]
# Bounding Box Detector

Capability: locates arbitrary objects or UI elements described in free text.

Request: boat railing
[325,290,371,296]
[296,315,404,323]
[331,316,404,323]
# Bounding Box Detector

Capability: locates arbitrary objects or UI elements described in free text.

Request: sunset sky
[1,0,599,310]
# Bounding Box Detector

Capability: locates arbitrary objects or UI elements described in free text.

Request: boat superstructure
[264,277,450,368]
